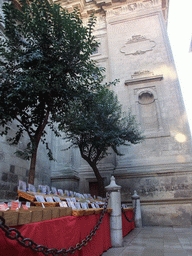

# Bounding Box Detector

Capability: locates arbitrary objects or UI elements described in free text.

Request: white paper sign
[67,201,76,209]
[71,197,76,203]
[75,202,81,209]
[81,203,89,210]
[18,180,26,192]
[45,197,54,202]
[65,190,70,196]
[35,195,45,202]
[58,189,63,196]
[69,191,74,197]
[51,187,57,195]
[59,202,68,207]
[45,185,51,195]
[91,203,96,209]
[38,185,46,194]
[28,184,36,193]
[53,197,61,202]
[26,202,31,208]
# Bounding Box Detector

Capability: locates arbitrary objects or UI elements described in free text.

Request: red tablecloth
[122,210,135,237]
[0,214,111,256]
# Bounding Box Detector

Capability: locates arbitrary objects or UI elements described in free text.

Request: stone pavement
[102,227,192,256]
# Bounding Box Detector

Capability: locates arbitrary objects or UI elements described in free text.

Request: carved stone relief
[120,35,156,56]
[105,0,161,16]
[131,70,154,78]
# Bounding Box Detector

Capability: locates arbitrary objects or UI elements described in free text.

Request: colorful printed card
[0,203,9,211]
[11,201,20,211]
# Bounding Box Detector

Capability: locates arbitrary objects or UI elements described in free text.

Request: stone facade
[51,0,192,226]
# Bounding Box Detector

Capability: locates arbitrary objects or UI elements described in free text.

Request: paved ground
[102,227,192,256]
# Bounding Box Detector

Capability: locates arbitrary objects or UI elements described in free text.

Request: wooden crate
[51,208,60,219]
[72,209,85,216]
[17,190,36,202]
[59,207,72,217]
[83,209,95,216]
[18,210,32,225]
[94,208,103,215]
[34,202,59,207]
[42,208,52,221]
[3,210,19,226]
[123,207,134,212]
[106,209,112,214]
[30,207,43,223]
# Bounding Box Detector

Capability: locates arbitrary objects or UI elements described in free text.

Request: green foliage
[0,0,102,162]
[58,86,144,164]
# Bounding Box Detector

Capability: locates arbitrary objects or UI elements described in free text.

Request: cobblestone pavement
[102,227,192,256]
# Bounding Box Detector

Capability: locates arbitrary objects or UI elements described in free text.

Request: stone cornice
[125,74,163,86]
[56,0,169,21]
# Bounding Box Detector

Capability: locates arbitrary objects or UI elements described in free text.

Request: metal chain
[121,198,137,223]
[0,192,110,256]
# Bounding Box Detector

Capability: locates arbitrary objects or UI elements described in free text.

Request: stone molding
[113,163,192,179]
[125,74,163,85]
[57,0,167,20]
[51,175,80,181]
[122,197,192,206]
[120,35,156,56]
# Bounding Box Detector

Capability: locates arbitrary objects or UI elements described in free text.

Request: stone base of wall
[141,200,192,227]
[51,175,80,192]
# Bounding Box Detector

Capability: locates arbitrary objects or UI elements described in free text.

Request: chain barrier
[0,192,110,256]
[121,198,137,223]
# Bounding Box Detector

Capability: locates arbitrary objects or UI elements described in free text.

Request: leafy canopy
[58,86,144,164]
[0,0,102,160]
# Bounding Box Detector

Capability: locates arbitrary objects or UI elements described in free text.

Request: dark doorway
[89,182,99,197]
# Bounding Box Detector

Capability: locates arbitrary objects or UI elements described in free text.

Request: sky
[167,0,192,133]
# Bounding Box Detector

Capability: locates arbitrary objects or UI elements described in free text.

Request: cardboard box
[3,210,19,226]
[83,209,95,216]
[18,210,32,225]
[72,209,85,216]
[42,208,52,221]
[59,207,72,217]
[51,208,60,219]
[30,207,43,223]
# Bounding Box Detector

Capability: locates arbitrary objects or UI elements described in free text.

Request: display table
[122,209,135,237]
[0,209,135,255]
[0,213,111,256]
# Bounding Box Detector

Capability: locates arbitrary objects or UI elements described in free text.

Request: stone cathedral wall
[51,0,192,226]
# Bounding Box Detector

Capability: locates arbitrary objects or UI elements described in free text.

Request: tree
[0,0,102,184]
[58,87,144,197]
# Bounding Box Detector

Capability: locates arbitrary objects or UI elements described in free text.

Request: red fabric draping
[122,210,135,237]
[0,214,111,256]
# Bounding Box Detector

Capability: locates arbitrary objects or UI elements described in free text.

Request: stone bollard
[132,190,142,228]
[105,176,123,247]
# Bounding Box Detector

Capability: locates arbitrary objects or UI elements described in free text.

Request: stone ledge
[122,197,192,206]
[51,175,80,181]
[125,75,163,86]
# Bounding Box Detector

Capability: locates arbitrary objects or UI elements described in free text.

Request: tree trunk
[28,146,38,185]
[90,163,105,198]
